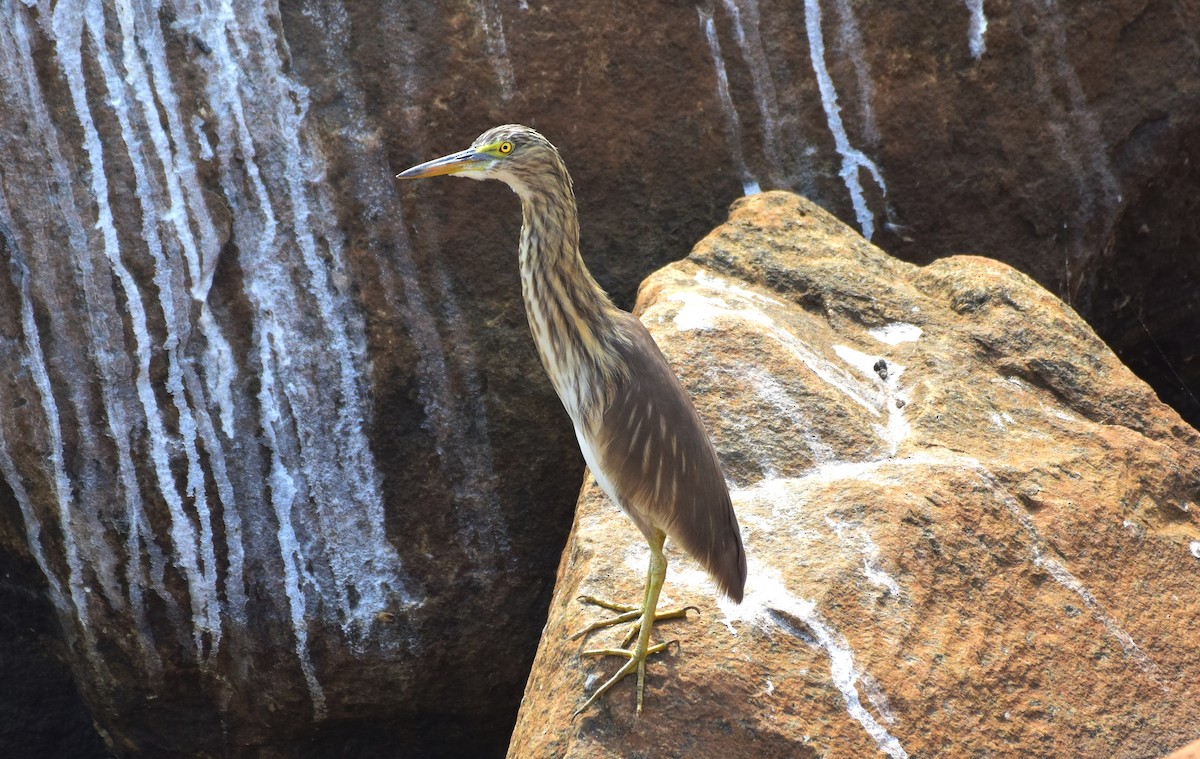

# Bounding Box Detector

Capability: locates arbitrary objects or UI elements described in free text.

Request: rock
[1167,739,1200,759]
[507,192,1200,758]
[1,0,1199,755]
[0,3,576,755]
[0,544,107,758]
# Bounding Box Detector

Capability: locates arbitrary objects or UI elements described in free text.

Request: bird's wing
[592,312,746,602]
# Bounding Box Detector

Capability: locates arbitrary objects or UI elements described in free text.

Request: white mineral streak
[51,0,221,662]
[1026,0,1118,204]
[476,0,516,101]
[171,7,333,705]
[746,366,837,464]
[698,6,761,195]
[633,544,907,754]
[961,458,1161,676]
[719,565,910,759]
[721,0,786,183]
[807,451,1162,677]
[114,0,239,439]
[830,0,880,144]
[3,5,166,677]
[722,450,1159,749]
[684,274,885,405]
[693,270,786,308]
[87,0,226,661]
[1022,0,1119,291]
[313,0,508,569]
[804,0,888,240]
[176,0,410,708]
[21,0,186,673]
[0,208,102,676]
[670,274,912,458]
[1190,542,1200,559]
[964,0,988,59]
[257,336,327,718]
[826,518,902,597]
[7,0,411,717]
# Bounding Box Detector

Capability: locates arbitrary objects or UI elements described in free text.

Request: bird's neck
[517,182,622,422]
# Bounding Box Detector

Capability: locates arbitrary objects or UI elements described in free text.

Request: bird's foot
[573,639,677,717]
[571,595,699,647]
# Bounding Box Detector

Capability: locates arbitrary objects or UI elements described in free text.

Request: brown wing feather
[592,313,746,602]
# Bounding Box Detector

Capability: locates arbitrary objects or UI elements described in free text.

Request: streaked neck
[516,174,621,421]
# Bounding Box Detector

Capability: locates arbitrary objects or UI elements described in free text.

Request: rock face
[507,192,1200,758]
[1,1,1199,756]
[1168,739,1200,759]
[0,2,579,755]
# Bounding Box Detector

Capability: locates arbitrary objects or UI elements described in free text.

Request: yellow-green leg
[571,595,695,648]
[574,529,673,716]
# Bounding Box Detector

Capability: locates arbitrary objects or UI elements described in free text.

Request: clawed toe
[570,595,700,645]
[572,589,698,716]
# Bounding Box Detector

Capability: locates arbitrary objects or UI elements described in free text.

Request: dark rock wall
[0,0,1196,756]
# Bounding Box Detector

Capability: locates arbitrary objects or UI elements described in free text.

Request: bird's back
[586,312,746,602]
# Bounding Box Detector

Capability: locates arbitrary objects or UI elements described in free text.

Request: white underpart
[575,425,636,531]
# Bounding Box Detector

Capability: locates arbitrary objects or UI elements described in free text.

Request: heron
[397,125,746,716]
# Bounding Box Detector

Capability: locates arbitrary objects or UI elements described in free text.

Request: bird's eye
[498,141,513,154]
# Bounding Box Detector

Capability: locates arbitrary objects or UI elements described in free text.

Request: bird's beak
[396,148,486,179]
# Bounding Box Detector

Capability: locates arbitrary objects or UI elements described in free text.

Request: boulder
[1168,739,1200,759]
[1,0,1199,755]
[507,192,1200,758]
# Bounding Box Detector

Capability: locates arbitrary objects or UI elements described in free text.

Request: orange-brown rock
[3,1,1200,753]
[1167,739,1200,759]
[507,192,1200,758]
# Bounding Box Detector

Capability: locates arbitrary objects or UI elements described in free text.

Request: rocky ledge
[508,191,1200,758]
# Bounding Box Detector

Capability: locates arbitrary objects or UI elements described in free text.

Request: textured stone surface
[507,192,1200,758]
[1168,739,1200,759]
[1,1,1199,756]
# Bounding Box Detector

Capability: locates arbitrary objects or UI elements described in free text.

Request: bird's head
[396,124,567,199]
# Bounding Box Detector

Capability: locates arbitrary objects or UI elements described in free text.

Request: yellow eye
[498,141,513,154]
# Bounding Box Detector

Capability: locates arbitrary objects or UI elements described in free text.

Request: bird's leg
[574,530,674,716]
[571,553,698,646]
